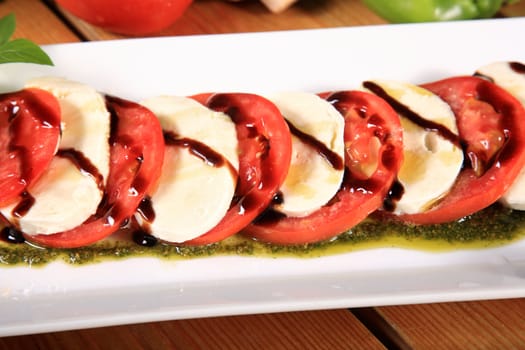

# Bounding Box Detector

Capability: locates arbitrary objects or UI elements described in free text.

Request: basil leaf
[0,13,15,46]
[0,13,54,66]
[0,39,53,65]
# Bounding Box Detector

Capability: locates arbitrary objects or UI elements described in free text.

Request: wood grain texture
[51,0,387,41]
[499,0,525,17]
[0,0,79,44]
[0,310,386,350]
[3,0,525,348]
[375,298,525,350]
[46,0,525,42]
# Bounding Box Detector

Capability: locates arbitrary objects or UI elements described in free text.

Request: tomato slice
[245,91,404,245]
[0,88,61,207]
[182,93,292,245]
[56,0,193,35]
[25,95,165,248]
[398,76,525,225]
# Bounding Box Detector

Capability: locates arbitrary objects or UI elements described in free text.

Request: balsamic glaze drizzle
[0,226,25,244]
[163,131,226,168]
[285,120,344,171]
[11,191,35,219]
[510,61,525,74]
[57,148,105,191]
[363,81,462,148]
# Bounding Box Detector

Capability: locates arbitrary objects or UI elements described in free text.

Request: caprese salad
[1,61,524,250]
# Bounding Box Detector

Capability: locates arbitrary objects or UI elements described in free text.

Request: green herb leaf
[0,13,15,46]
[0,14,54,66]
[0,39,54,65]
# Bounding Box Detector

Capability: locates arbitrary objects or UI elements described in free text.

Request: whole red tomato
[56,0,193,35]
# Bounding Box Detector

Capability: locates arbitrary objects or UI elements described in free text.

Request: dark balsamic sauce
[363,81,462,148]
[129,159,148,198]
[11,191,35,218]
[8,148,105,222]
[132,230,158,247]
[252,191,286,225]
[383,180,405,212]
[272,191,284,205]
[211,92,344,222]
[105,94,132,145]
[328,90,408,212]
[0,226,25,244]
[106,94,150,210]
[510,62,525,74]
[361,81,467,210]
[57,148,105,191]
[206,93,271,216]
[2,94,154,246]
[164,131,226,168]
[136,196,155,222]
[129,203,158,247]
[473,71,495,83]
[132,196,157,246]
[252,207,287,225]
[475,62,525,84]
[99,95,145,228]
[285,120,344,171]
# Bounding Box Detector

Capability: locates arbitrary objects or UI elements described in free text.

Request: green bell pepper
[362,0,520,23]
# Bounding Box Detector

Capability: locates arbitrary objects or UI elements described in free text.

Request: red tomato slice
[56,0,193,35]
[398,76,525,225]
[245,91,404,245]
[0,88,61,207]
[182,93,292,245]
[25,95,165,248]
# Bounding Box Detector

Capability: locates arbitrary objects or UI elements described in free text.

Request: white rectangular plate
[2,18,525,337]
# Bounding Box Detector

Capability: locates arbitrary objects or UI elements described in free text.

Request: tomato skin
[0,88,61,207]
[56,0,193,35]
[26,96,165,248]
[245,91,404,245]
[398,76,525,225]
[182,93,292,246]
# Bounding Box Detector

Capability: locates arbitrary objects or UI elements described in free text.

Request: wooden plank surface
[3,0,525,348]
[0,310,386,350]
[500,0,525,17]
[0,0,79,44]
[51,0,387,41]
[49,0,525,42]
[374,299,525,350]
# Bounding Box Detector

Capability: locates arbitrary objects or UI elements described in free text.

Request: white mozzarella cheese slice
[269,92,345,217]
[3,157,102,234]
[1,77,110,234]
[140,96,239,243]
[26,77,111,182]
[476,62,525,210]
[365,80,464,215]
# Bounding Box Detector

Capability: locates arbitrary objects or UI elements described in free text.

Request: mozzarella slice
[476,62,525,209]
[1,77,110,234]
[26,77,111,182]
[3,157,102,234]
[269,92,345,217]
[139,96,239,243]
[365,80,464,214]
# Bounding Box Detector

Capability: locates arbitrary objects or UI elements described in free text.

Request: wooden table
[2,0,525,348]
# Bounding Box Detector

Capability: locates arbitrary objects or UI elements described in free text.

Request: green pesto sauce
[2,204,525,267]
